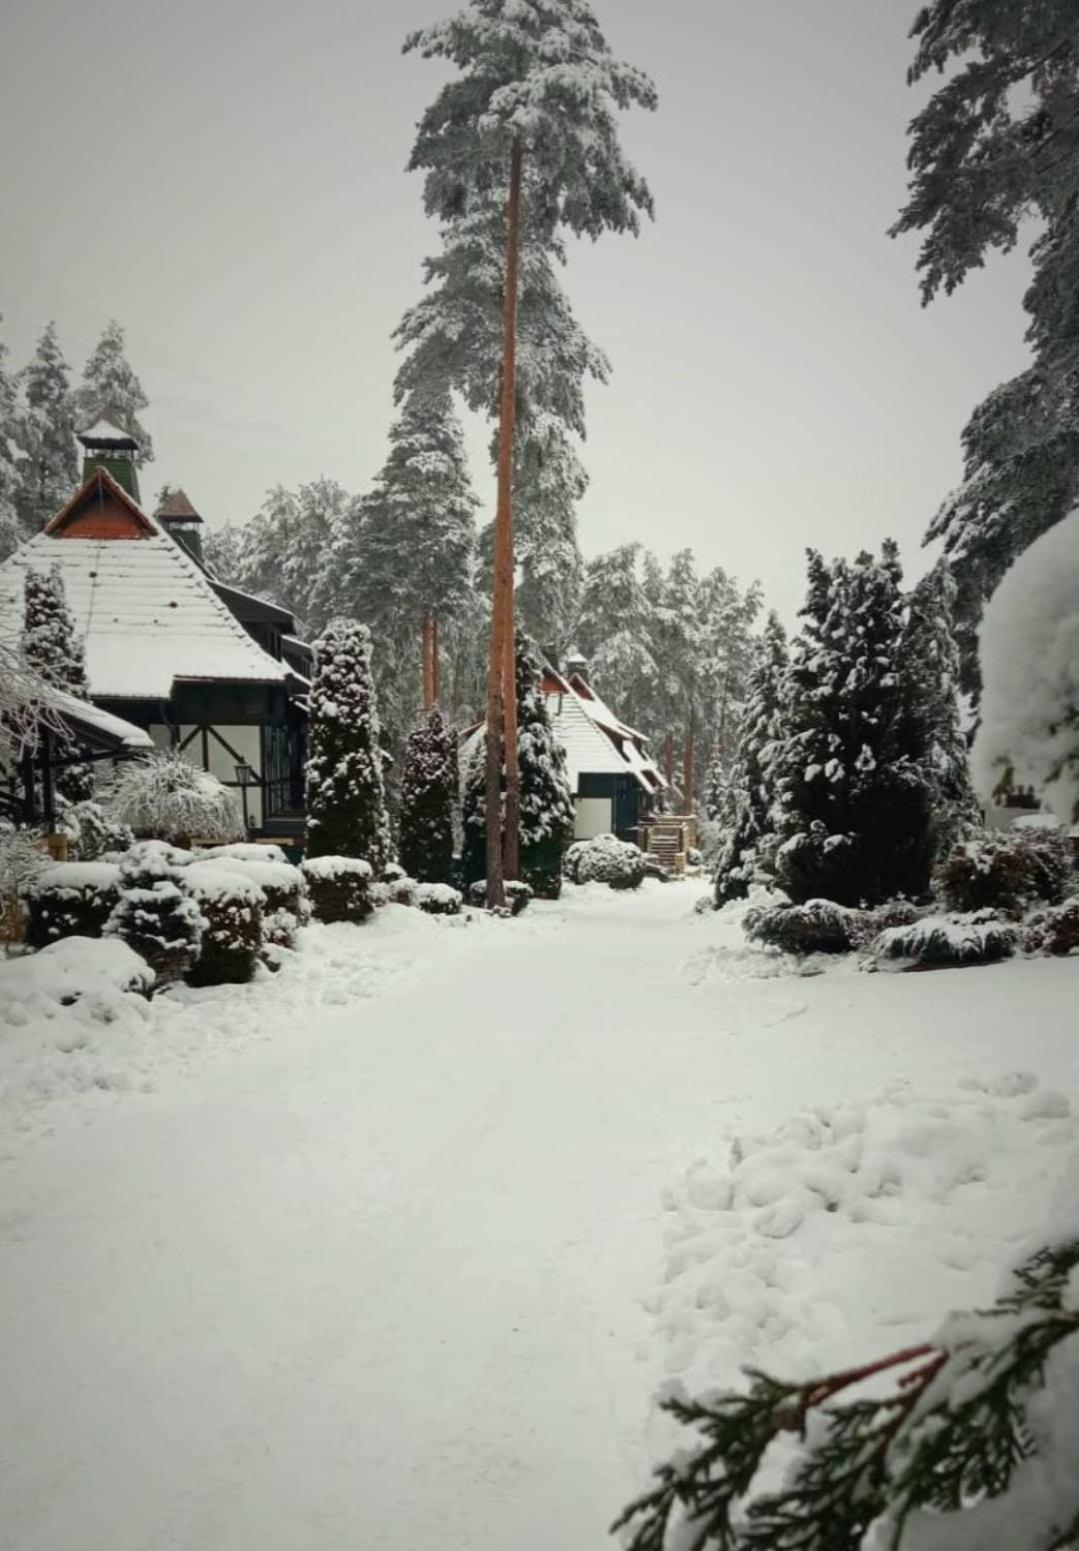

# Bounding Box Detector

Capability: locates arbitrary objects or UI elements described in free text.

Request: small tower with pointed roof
[155,487,205,564]
[77,413,141,502]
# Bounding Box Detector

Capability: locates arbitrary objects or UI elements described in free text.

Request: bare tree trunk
[683,705,696,816]
[432,616,441,709]
[421,611,434,712]
[664,731,675,795]
[485,137,524,909]
[503,616,519,879]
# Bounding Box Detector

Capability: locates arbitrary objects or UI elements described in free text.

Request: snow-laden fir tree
[575,542,658,723]
[900,559,980,858]
[772,544,935,907]
[713,611,788,906]
[220,479,352,639]
[105,841,204,989]
[76,321,153,462]
[305,620,392,869]
[201,518,245,584]
[462,632,575,897]
[0,320,23,561]
[398,708,459,886]
[321,384,477,720]
[14,322,78,537]
[21,565,93,803]
[891,1,1079,692]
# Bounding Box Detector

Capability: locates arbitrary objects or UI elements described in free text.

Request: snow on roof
[49,689,154,751]
[546,690,649,789]
[0,492,289,701]
[155,489,202,522]
[77,417,136,447]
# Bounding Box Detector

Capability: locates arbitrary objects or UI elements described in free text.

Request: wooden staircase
[637,816,698,877]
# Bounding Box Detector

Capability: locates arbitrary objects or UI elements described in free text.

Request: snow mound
[197,842,289,865]
[652,1076,1078,1394]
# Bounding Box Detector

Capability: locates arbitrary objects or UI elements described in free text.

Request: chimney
[564,650,589,685]
[77,414,141,502]
[154,487,205,564]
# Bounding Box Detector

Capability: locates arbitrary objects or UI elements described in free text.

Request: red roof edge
[44,466,157,539]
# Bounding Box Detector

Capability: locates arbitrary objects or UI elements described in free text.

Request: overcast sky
[1,0,1032,622]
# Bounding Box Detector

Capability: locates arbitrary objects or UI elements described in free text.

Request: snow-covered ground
[2,882,1077,1550]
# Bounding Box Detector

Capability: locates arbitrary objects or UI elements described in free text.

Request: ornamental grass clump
[183,865,264,986]
[107,752,243,848]
[301,856,374,925]
[104,842,204,989]
[24,862,122,949]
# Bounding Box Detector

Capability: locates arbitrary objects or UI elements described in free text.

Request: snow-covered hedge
[0,935,153,1018]
[564,834,646,891]
[183,865,265,986]
[106,752,243,847]
[936,828,1072,917]
[104,843,204,989]
[190,856,307,949]
[467,879,532,916]
[1024,899,1079,958]
[871,913,1018,970]
[414,882,463,916]
[372,874,419,908]
[24,862,122,949]
[743,898,858,956]
[197,842,289,866]
[301,856,374,924]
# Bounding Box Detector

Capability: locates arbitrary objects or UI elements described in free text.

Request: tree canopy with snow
[713,611,788,905]
[397,708,459,886]
[305,620,392,870]
[892,1,1079,690]
[76,321,153,462]
[13,322,78,540]
[21,564,93,803]
[973,505,1079,824]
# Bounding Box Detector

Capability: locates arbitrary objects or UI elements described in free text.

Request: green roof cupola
[155,487,205,564]
[77,414,141,502]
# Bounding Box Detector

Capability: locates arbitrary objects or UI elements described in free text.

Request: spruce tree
[0,321,21,560]
[22,565,93,803]
[398,708,459,885]
[76,320,153,461]
[15,322,77,533]
[227,479,351,637]
[713,611,789,905]
[575,542,659,725]
[892,2,1079,690]
[305,620,392,868]
[105,842,204,989]
[772,545,934,907]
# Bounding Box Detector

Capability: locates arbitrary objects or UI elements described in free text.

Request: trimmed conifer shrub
[398,708,458,885]
[183,866,265,986]
[190,857,306,950]
[22,564,93,803]
[305,620,392,870]
[104,842,204,988]
[414,882,463,916]
[565,834,647,890]
[301,856,374,924]
[24,861,121,948]
[467,879,532,916]
[936,829,1072,917]
[871,913,1018,969]
[744,898,858,956]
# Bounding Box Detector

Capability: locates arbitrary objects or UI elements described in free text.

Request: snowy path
[2,884,1078,1550]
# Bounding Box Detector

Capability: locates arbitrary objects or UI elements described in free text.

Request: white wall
[574,796,613,840]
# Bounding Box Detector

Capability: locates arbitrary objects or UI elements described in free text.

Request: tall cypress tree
[892,1,1079,691]
[398,708,459,885]
[305,621,392,868]
[15,323,78,533]
[76,321,154,461]
[22,565,94,803]
[713,611,788,905]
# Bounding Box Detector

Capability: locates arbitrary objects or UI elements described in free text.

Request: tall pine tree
[892,1,1079,691]
[76,321,153,461]
[305,621,392,869]
[398,708,459,886]
[15,323,78,535]
[0,320,21,560]
[21,565,93,802]
[713,612,788,906]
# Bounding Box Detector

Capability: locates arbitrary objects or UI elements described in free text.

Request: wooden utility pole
[484,137,524,907]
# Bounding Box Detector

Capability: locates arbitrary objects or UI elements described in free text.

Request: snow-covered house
[542,660,666,842]
[0,429,309,840]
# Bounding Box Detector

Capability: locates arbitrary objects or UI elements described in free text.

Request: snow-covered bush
[846,899,924,950]
[106,752,243,847]
[414,882,463,916]
[301,856,374,924]
[1,826,46,941]
[22,565,93,803]
[0,936,153,1017]
[564,834,646,891]
[743,898,857,956]
[59,800,134,861]
[872,913,1018,969]
[973,505,1079,824]
[190,856,307,949]
[104,842,204,989]
[398,709,458,886]
[467,879,532,916]
[936,828,1072,917]
[183,865,264,986]
[615,1235,1079,1551]
[24,862,122,949]
[197,842,289,866]
[372,874,419,908]
[1024,899,1079,958]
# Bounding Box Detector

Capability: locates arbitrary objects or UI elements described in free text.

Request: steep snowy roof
[0,470,289,701]
[544,678,666,793]
[50,690,154,752]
